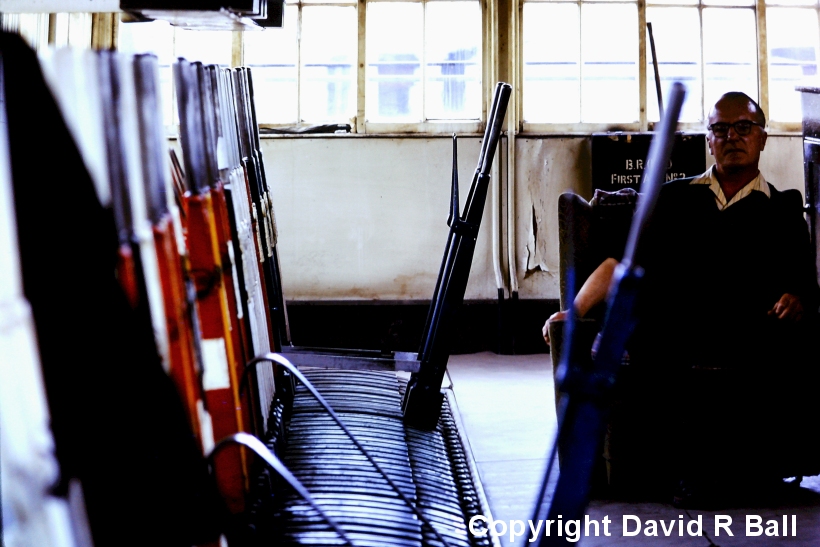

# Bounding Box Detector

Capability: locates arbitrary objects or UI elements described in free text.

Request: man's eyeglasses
[707,120,764,137]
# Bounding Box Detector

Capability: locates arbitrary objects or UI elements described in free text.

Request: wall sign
[591,133,707,193]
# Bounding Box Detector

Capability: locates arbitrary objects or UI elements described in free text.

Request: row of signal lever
[1,30,292,547]
[1,28,513,547]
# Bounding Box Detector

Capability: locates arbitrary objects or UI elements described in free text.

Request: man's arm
[542,258,618,345]
[770,187,818,322]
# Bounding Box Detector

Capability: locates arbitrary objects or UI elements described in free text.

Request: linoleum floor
[447,352,820,547]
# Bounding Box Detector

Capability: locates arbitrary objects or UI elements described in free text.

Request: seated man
[544,91,820,502]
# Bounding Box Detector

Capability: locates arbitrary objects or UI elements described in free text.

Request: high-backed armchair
[548,187,820,502]
[548,188,638,381]
[547,189,639,493]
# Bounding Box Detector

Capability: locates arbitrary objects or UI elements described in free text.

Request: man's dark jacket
[630,176,818,370]
[608,176,820,488]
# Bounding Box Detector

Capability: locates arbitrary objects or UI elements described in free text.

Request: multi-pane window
[521,0,820,129]
[523,0,820,128]
[118,19,233,125]
[244,0,358,125]
[51,13,93,48]
[10,4,820,131]
[646,0,758,123]
[245,0,483,125]
[701,6,758,114]
[118,0,481,129]
[243,11,298,125]
[522,0,762,126]
[766,0,820,122]
[0,13,50,51]
[644,7,703,122]
[522,0,639,124]
[365,0,482,122]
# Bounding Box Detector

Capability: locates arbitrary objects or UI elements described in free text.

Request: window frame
[759,0,820,132]
[0,12,86,51]
[359,0,487,133]
[517,0,807,134]
[518,0,645,133]
[235,0,493,133]
[18,0,805,135]
[647,1,761,131]
[240,0,359,127]
[113,0,491,134]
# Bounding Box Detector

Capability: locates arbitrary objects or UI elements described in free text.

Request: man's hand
[542,310,568,346]
[768,293,803,322]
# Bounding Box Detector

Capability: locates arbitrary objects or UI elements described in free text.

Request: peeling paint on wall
[525,201,548,275]
[515,137,592,299]
[516,138,589,298]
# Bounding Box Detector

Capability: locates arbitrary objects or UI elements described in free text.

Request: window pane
[703,0,754,7]
[425,2,482,120]
[301,6,358,123]
[52,13,92,48]
[174,29,233,65]
[70,14,93,48]
[581,3,639,122]
[16,14,49,51]
[119,20,175,65]
[522,2,580,122]
[118,20,176,125]
[767,0,817,5]
[702,8,758,111]
[244,7,299,124]
[366,2,424,122]
[768,8,820,121]
[648,0,698,6]
[646,7,702,122]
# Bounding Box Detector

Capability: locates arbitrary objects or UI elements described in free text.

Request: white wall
[760,135,805,194]
[262,134,805,302]
[264,136,498,301]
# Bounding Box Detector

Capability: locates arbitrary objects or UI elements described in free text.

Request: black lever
[403,82,512,430]
[447,134,459,228]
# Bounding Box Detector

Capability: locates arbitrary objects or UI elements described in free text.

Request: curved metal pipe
[506,8,520,297]
[491,150,505,293]
[246,353,453,547]
[209,432,354,547]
